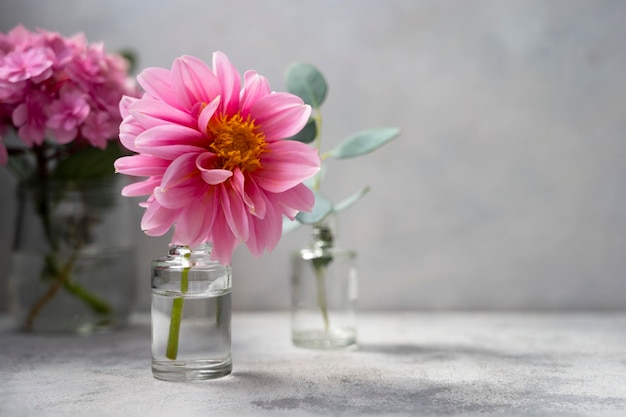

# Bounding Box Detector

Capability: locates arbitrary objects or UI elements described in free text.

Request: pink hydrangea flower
[0,25,138,161]
[45,86,90,144]
[81,110,119,149]
[0,47,54,83]
[115,52,320,264]
[11,90,49,146]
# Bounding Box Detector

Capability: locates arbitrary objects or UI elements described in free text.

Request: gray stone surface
[2,312,626,416]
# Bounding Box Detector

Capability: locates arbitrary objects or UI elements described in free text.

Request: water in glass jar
[151,289,232,381]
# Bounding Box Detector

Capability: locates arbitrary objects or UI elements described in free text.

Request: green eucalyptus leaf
[53,141,125,181]
[285,63,328,108]
[296,193,333,224]
[285,118,317,143]
[329,127,400,159]
[334,186,370,213]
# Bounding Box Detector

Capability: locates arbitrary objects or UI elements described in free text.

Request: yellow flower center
[207,112,267,172]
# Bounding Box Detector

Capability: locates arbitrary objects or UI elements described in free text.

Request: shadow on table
[357,342,554,364]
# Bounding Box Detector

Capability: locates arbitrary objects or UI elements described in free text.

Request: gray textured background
[1,0,625,312]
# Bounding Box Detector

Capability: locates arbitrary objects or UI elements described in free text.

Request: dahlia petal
[229,168,259,219]
[119,116,143,152]
[239,70,271,118]
[250,93,311,141]
[208,212,238,265]
[171,193,217,247]
[119,95,138,119]
[154,183,205,209]
[160,152,201,190]
[273,182,315,219]
[254,140,320,193]
[135,125,207,159]
[243,175,267,219]
[246,201,282,257]
[136,67,179,107]
[212,51,240,115]
[135,124,206,147]
[219,184,249,242]
[130,97,196,129]
[197,95,220,133]
[200,168,232,185]
[195,152,233,185]
[121,178,161,197]
[114,155,169,176]
[141,201,177,236]
[171,55,221,111]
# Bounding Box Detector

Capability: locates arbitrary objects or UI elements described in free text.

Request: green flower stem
[63,280,112,315]
[166,259,190,360]
[25,251,79,330]
[314,265,330,332]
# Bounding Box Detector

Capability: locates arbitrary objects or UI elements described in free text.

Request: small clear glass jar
[291,218,358,349]
[151,244,232,381]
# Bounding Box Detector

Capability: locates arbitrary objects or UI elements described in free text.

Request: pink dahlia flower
[115,52,320,264]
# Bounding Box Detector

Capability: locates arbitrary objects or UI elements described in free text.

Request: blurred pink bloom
[82,110,118,149]
[11,90,49,146]
[45,86,90,144]
[115,52,320,264]
[0,24,138,165]
[0,48,53,83]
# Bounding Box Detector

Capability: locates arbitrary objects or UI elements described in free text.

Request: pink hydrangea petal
[171,55,221,111]
[253,140,320,193]
[11,102,27,126]
[250,93,311,141]
[239,70,271,118]
[49,127,78,144]
[20,124,46,147]
[212,51,241,115]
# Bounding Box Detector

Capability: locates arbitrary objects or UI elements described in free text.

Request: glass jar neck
[311,221,335,250]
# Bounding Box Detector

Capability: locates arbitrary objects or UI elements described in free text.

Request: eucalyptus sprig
[283,63,401,230]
